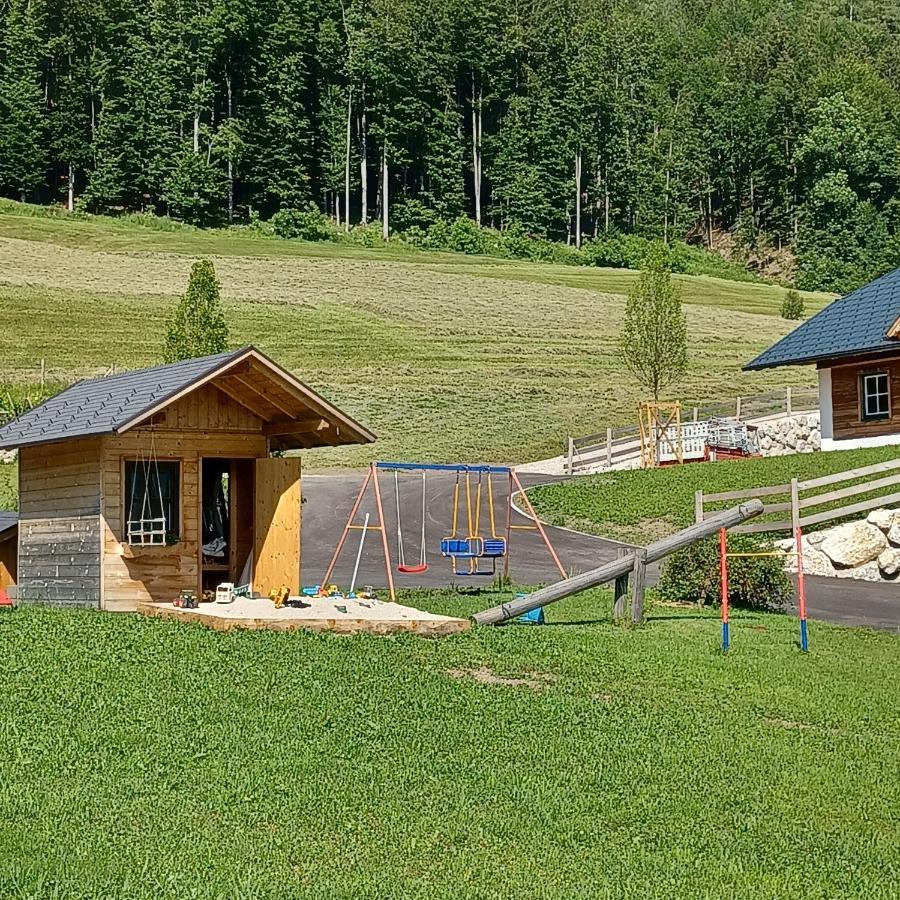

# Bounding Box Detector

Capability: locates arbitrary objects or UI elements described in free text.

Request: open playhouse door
[253,457,301,595]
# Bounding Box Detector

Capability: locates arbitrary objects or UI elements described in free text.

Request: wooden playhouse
[0,347,374,611]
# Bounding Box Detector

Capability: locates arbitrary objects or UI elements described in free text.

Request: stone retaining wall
[777,507,900,582]
[756,414,821,458]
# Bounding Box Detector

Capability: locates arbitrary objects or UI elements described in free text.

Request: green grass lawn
[0,464,14,510]
[0,594,897,898]
[0,202,831,467]
[529,445,900,545]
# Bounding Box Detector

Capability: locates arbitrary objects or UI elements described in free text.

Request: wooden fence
[566,386,819,474]
[695,456,900,535]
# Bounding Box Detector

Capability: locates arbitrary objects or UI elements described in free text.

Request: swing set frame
[322,462,566,602]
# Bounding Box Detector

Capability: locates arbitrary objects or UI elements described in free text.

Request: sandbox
[137,594,470,636]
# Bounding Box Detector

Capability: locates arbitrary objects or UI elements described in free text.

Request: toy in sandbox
[322,462,566,602]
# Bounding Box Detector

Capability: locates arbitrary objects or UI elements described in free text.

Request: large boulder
[820,522,888,568]
[806,529,826,547]
[800,548,835,577]
[834,561,882,582]
[867,508,896,533]
[878,548,900,578]
[888,521,900,547]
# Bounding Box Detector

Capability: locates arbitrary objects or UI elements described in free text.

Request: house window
[125,460,181,543]
[861,372,890,421]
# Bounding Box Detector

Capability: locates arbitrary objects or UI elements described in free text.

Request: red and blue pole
[719,527,729,652]
[795,526,809,652]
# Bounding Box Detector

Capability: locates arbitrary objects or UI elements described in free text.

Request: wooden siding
[100,429,268,611]
[151,383,264,434]
[0,529,16,591]
[824,353,900,440]
[17,438,102,606]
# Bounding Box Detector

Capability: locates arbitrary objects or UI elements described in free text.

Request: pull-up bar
[375,461,511,474]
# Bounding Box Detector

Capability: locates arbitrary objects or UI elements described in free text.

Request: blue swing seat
[482,538,507,557]
[441,537,484,558]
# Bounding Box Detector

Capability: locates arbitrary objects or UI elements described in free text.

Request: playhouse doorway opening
[201,458,254,593]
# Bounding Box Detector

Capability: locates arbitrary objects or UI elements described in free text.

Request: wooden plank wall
[829,354,900,440]
[158,384,264,434]
[101,430,267,611]
[17,437,102,606]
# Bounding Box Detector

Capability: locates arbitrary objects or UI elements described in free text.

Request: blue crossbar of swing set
[375,461,511,474]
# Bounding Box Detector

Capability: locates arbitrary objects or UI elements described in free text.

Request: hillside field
[1,594,898,898]
[0,203,832,467]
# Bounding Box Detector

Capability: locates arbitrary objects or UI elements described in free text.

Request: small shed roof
[0,511,17,540]
[745,268,900,370]
[0,347,375,452]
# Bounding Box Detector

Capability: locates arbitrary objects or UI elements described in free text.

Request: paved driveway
[301,472,898,632]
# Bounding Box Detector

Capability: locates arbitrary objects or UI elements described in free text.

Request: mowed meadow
[0,204,832,466]
[1,596,899,898]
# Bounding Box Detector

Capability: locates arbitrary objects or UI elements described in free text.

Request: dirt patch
[448,666,557,690]
[763,716,814,731]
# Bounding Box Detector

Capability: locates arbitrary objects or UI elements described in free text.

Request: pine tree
[164,260,229,362]
[0,0,48,202]
[619,242,688,401]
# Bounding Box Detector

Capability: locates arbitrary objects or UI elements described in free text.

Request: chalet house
[0,347,374,610]
[746,269,900,450]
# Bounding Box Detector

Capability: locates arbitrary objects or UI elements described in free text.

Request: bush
[658,533,792,612]
[390,199,438,233]
[781,289,805,320]
[271,204,335,242]
[349,221,386,247]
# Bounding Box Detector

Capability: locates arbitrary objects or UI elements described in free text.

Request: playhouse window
[125,460,181,542]
[861,372,890,421]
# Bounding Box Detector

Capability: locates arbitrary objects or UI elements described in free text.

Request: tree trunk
[67,163,74,212]
[471,74,482,224]
[381,146,389,240]
[574,146,582,249]
[360,101,368,224]
[344,88,352,231]
[226,73,234,224]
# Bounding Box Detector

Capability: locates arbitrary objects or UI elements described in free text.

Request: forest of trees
[1,0,900,291]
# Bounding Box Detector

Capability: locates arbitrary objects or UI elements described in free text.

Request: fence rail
[695,456,900,535]
[566,386,819,474]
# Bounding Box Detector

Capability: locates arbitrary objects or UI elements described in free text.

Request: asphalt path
[301,471,899,632]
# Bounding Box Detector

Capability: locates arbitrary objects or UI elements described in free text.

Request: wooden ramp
[137,595,470,637]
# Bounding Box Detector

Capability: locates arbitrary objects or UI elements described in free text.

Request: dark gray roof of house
[0,511,17,537]
[0,348,247,451]
[745,268,900,370]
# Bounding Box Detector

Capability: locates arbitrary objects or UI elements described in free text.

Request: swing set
[322,462,566,602]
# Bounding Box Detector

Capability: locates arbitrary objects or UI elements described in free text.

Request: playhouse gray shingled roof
[0,511,17,537]
[745,268,900,370]
[0,348,246,451]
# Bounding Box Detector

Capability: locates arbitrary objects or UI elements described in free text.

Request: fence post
[631,549,648,624]
[694,490,704,525]
[606,427,613,468]
[567,436,575,475]
[40,358,46,388]
[693,406,699,422]
[613,547,629,621]
[735,396,742,420]
[790,477,800,532]
[786,386,792,416]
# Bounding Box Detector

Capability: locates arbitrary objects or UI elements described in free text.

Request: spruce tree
[0,0,48,202]
[164,260,229,362]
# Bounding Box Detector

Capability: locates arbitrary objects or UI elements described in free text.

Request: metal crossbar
[376,461,511,474]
